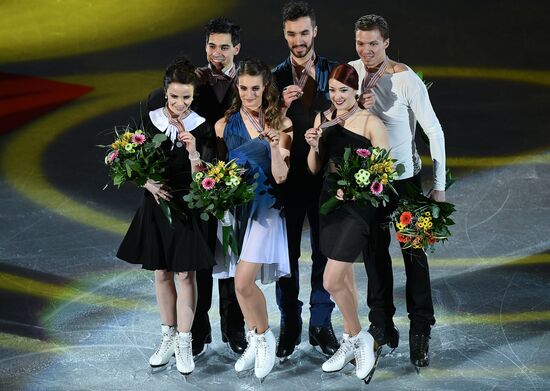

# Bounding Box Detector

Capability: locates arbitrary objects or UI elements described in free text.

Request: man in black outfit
[147,17,245,357]
[272,1,339,360]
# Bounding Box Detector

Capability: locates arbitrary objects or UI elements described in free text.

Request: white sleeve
[405,74,446,191]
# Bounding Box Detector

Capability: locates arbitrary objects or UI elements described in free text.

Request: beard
[290,41,313,59]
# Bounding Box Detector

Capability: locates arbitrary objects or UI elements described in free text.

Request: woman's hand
[264,128,280,149]
[178,131,197,154]
[143,180,172,204]
[305,127,321,150]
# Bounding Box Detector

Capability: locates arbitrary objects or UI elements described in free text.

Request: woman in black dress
[116,57,216,376]
[305,64,389,383]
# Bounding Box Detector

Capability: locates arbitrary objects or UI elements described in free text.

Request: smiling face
[283,16,317,59]
[205,32,240,71]
[355,28,389,68]
[165,82,194,115]
[329,78,356,111]
[237,74,265,111]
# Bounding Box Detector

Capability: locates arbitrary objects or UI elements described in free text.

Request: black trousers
[191,220,244,337]
[363,174,435,333]
[276,196,334,328]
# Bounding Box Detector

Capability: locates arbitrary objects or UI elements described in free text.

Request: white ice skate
[175,331,194,376]
[321,333,355,373]
[149,325,176,368]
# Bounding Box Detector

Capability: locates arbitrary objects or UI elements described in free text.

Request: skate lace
[354,340,368,366]
[176,336,193,361]
[412,334,428,355]
[327,339,352,364]
[255,335,267,364]
[154,332,174,355]
[236,333,254,365]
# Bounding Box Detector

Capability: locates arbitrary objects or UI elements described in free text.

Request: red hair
[329,63,359,90]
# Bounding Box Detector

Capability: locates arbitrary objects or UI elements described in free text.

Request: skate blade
[193,344,209,361]
[277,347,299,364]
[236,368,254,379]
[414,365,420,375]
[311,345,331,358]
[362,346,383,384]
[149,361,173,374]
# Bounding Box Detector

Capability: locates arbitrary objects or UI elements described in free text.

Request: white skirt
[212,207,290,284]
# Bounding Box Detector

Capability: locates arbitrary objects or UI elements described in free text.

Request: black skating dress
[318,122,377,263]
[117,108,216,272]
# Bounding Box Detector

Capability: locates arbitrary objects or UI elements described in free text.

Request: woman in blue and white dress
[117,57,215,376]
[214,58,292,380]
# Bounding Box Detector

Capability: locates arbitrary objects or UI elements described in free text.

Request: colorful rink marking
[1,67,549,239]
[0,0,236,63]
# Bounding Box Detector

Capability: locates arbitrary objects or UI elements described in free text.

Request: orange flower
[428,236,437,245]
[396,232,409,243]
[400,211,413,225]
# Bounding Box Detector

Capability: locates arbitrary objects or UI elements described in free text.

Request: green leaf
[158,199,173,226]
[343,147,351,162]
[320,196,340,215]
[200,212,209,221]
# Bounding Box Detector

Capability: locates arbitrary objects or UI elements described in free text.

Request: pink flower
[108,150,119,163]
[131,133,146,145]
[370,181,383,195]
[356,148,371,158]
[201,177,215,190]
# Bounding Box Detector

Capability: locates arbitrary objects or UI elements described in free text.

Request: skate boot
[254,328,276,382]
[321,333,355,373]
[368,323,399,354]
[175,332,194,376]
[410,331,430,373]
[149,325,176,368]
[235,330,257,372]
[350,329,380,384]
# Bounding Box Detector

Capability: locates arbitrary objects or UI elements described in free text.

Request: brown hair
[329,64,359,90]
[225,58,283,129]
[354,14,389,40]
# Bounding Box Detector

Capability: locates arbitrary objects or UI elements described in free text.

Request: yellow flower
[381,173,389,185]
[396,222,405,230]
[230,162,238,170]
[424,211,431,217]
[229,170,236,177]
[122,131,132,141]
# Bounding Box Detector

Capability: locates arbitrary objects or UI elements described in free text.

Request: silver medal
[176,141,183,148]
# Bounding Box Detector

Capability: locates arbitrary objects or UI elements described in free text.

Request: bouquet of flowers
[102,126,168,188]
[100,125,181,224]
[320,146,405,215]
[392,191,455,252]
[184,159,257,256]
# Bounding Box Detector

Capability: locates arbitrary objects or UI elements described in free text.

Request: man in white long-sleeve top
[348,14,446,370]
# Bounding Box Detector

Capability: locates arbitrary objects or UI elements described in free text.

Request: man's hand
[429,189,445,202]
[282,85,303,108]
[358,90,375,109]
[194,67,212,85]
